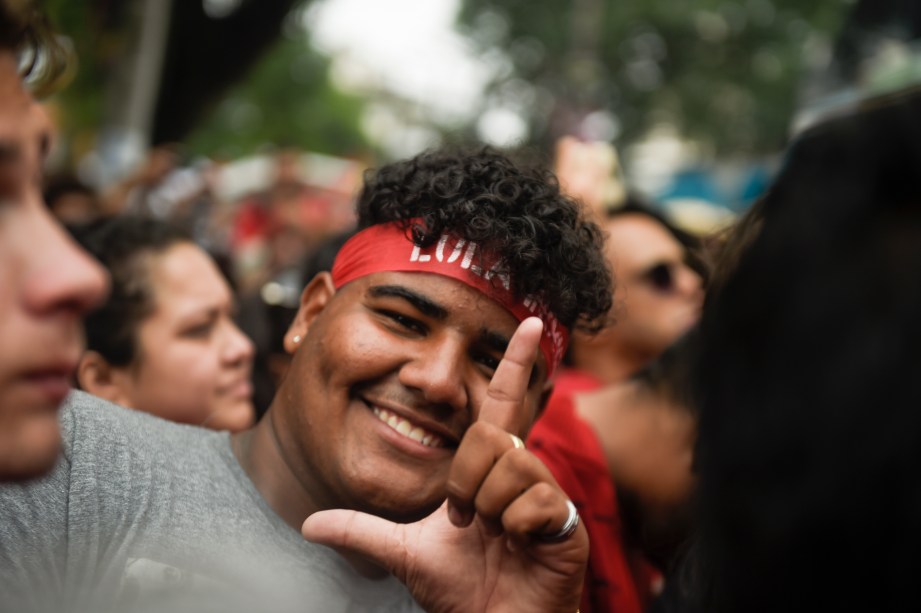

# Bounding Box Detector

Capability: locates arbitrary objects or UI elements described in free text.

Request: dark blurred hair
[633,326,700,417]
[693,88,921,612]
[43,174,96,209]
[301,229,355,290]
[704,195,766,298]
[0,0,71,97]
[355,147,613,333]
[71,216,190,367]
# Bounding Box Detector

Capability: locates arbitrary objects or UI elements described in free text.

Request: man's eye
[183,321,215,338]
[381,310,426,335]
[475,353,500,373]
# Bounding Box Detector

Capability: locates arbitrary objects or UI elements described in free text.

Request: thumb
[302,509,410,579]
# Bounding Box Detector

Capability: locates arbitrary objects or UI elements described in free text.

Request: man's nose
[24,205,109,316]
[398,336,469,412]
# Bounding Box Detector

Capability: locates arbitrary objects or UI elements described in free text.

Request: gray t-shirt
[0,391,421,613]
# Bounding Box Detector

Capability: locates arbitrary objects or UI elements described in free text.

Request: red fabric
[231,198,270,248]
[528,369,658,613]
[331,221,569,377]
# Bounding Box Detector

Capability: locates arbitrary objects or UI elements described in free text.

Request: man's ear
[76,351,135,408]
[284,271,336,354]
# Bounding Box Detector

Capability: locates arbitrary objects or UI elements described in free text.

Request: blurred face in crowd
[103,242,255,431]
[0,52,108,479]
[273,271,548,522]
[604,213,703,361]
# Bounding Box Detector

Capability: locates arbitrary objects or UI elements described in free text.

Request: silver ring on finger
[535,499,580,543]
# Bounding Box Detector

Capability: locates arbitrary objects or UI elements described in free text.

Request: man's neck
[231,412,391,579]
[231,410,321,532]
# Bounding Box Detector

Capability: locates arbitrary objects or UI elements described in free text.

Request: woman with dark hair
[692,88,921,612]
[74,216,255,431]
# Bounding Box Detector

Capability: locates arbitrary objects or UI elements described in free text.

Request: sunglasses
[639,262,678,294]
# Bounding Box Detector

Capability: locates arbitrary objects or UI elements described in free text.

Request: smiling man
[0,147,612,612]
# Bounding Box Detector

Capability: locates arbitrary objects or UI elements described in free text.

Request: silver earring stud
[292,335,302,344]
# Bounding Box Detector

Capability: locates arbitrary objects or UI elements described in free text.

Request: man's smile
[371,406,447,448]
[358,388,463,453]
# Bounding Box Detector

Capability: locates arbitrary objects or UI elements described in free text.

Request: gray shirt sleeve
[0,407,73,611]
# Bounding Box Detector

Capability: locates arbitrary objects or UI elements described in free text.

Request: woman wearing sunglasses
[583,201,705,382]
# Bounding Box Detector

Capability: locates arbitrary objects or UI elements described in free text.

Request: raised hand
[302,317,587,612]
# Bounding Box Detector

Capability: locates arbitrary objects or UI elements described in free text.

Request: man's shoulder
[64,390,215,439]
[61,390,226,466]
[57,391,243,531]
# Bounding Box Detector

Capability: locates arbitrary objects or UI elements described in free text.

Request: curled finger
[445,421,520,527]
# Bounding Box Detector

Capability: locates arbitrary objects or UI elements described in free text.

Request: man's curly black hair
[355,147,613,333]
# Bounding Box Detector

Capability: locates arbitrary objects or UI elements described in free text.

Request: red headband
[331,221,569,378]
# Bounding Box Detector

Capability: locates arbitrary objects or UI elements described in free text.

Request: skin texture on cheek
[311,310,454,519]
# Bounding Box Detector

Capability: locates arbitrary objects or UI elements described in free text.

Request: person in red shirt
[530,333,698,613]
[529,191,704,612]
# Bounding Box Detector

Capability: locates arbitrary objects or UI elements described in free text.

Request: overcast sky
[306,0,493,118]
[305,0,529,156]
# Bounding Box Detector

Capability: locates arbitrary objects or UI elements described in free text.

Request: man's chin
[358,492,444,524]
[0,417,62,481]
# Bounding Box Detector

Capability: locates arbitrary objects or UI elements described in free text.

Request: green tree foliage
[42,0,128,157]
[182,23,371,159]
[457,0,852,155]
[41,0,369,164]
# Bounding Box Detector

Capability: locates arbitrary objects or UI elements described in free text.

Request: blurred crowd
[3,1,921,613]
[46,143,364,419]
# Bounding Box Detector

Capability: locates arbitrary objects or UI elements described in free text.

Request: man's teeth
[372,407,445,448]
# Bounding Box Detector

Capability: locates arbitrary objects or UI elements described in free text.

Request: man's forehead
[362,271,513,313]
[0,52,31,111]
[355,271,554,376]
[0,74,50,180]
[0,52,35,184]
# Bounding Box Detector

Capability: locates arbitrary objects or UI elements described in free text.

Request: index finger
[476,316,544,433]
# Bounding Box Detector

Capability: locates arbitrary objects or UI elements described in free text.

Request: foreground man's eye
[380,310,427,335]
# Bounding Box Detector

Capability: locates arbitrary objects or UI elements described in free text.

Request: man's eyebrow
[368,284,448,320]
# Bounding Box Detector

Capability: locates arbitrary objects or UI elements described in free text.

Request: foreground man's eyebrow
[368,284,448,320]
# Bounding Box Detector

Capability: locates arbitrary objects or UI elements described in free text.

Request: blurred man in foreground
[0,0,107,480]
